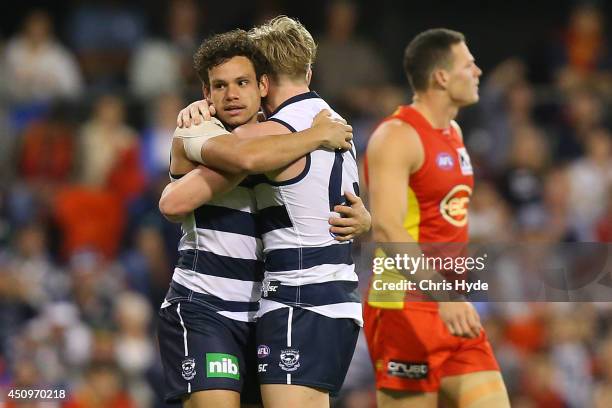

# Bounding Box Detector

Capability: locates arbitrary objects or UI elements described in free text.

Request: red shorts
[363,303,500,392]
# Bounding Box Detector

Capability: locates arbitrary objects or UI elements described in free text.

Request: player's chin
[460,93,479,106]
[218,114,245,128]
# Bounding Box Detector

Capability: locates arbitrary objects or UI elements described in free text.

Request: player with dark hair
[157,29,361,408]
[363,28,510,407]
[175,17,369,408]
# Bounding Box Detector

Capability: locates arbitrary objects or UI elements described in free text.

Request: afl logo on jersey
[440,184,472,227]
[436,153,454,170]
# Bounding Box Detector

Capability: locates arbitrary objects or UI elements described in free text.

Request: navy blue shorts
[157,285,260,404]
[255,307,359,396]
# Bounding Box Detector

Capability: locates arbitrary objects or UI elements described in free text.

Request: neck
[264,76,310,114]
[411,91,459,129]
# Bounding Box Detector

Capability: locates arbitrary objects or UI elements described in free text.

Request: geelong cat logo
[181,358,196,380]
[439,185,472,227]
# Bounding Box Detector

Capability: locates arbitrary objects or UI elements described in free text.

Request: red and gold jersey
[366,105,474,309]
[385,105,473,242]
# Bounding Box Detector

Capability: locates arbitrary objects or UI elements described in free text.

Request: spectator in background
[19,101,76,188]
[68,0,145,90]
[139,92,182,184]
[594,333,612,408]
[4,225,68,310]
[548,305,595,408]
[120,224,171,307]
[15,302,92,386]
[113,292,155,407]
[567,128,612,239]
[552,3,612,93]
[67,250,127,330]
[595,189,612,241]
[4,10,83,104]
[556,86,607,161]
[129,0,201,100]
[536,167,576,242]
[64,362,136,408]
[468,181,513,242]
[498,124,551,212]
[475,58,535,174]
[78,94,145,203]
[521,353,565,407]
[313,0,402,144]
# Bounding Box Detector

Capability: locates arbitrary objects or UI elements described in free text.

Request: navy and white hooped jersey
[254,91,363,326]
[162,178,263,323]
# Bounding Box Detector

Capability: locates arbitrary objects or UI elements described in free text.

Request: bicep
[232,120,290,139]
[367,123,420,228]
[367,148,409,227]
[170,137,197,175]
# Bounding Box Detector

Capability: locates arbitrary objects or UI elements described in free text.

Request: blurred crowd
[0,1,610,407]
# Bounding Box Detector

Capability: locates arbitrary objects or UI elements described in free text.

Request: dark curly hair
[194,29,270,88]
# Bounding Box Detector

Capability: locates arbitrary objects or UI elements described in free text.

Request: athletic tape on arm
[174,117,229,164]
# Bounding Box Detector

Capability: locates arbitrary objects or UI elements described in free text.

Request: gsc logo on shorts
[387,360,428,379]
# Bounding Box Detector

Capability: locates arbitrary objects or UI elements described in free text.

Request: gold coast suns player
[363,29,510,408]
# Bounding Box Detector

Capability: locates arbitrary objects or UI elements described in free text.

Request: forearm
[202,130,321,174]
[159,166,244,219]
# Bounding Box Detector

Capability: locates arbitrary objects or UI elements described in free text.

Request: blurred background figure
[4,10,83,105]
[78,94,145,201]
[129,0,202,100]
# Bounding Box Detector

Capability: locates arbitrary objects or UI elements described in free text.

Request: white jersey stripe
[177,303,188,356]
[178,228,262,260]
[207,185,257,212]
[265,263,357,285]
[173,268,262,303]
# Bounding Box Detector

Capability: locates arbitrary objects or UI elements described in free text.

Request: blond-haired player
[178,16,367,408]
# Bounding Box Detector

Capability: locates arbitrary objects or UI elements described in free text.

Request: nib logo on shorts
[206,353,240,380]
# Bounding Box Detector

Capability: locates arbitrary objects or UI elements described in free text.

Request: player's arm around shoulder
[367,119,424,243]
[204,111,352,174]
[159,165,243,222]
[159,136,242,222]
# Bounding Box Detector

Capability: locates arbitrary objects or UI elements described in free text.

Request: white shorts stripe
[177,303,188,356]
[287,307,293,347]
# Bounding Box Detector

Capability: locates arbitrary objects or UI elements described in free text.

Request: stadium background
[0,0,611,407]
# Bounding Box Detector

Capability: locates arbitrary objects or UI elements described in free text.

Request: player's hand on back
[438,301,482,339]
[329,192,371,241]
[177,99,217,128]
[312,109,353,151]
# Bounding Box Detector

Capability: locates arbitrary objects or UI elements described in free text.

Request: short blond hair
[248,16,316,81]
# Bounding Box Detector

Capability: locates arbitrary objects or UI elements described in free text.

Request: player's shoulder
[369,118,421,151]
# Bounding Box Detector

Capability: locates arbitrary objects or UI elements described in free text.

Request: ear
[202,84,212,102]
[306,66,312,86]
[432,68,450,90]
[259,74,269,98]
